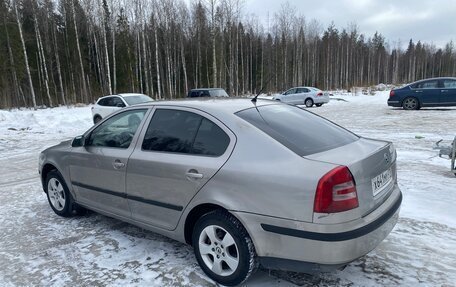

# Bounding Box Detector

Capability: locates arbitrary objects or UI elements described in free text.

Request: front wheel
[305,98,314,107]
[192,210,258,286]
[402,97,420,110]
[45,170,73,217]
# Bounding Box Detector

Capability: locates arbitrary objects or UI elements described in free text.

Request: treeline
[1,0,456,109]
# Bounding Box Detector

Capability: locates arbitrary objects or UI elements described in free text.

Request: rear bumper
[314,96,330,104]
[387,100,401,107]
[233,185,401,272]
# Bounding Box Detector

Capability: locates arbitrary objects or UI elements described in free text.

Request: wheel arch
[184,203,227,245]
[41,163,58,192]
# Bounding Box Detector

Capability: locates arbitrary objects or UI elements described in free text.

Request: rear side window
[142,109,229,156]
[443,79,456,88]
[414,80,439,89]
[236,105,359,156]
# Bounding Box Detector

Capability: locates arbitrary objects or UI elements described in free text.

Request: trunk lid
[305,137,397,222]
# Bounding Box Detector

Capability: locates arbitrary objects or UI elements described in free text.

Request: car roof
[133,98,276,115]
[408,77,456,85]
[190,88,225,91]
[99,93,148,99]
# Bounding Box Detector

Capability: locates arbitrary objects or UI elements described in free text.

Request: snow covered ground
[0,91,455,286]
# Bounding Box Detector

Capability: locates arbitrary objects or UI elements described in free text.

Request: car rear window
[236,104,359,156]
[123,95,153,105]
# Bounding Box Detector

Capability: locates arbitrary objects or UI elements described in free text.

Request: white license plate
[371,168,393,196]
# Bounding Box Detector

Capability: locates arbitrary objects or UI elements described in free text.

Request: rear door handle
[113,159,125,169]
[415,90,423,93]
[441,90,449,92]
[186,169,204,179]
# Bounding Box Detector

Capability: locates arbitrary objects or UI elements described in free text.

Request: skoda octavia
[39,99,401,286]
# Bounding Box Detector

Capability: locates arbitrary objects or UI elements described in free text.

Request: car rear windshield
[123,95,153,105]
[209,89,229,97]
[236,104,359,156]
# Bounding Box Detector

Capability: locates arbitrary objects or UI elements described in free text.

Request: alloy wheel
[47,178,66,211]
[198,225,239,277]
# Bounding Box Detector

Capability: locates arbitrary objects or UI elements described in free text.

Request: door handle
[441,90,448,92]
[112,159,125,169]
[186,169,203,179]
[415,90,423,93]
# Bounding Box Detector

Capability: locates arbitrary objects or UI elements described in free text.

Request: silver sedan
[273,86,330,107]
[39,99,401,286]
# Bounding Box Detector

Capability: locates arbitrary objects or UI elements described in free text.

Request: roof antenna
[251,74,274,103]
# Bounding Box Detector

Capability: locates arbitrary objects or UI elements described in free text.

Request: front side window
[87,109,147,148]
[142,109,230,156]
[284,88,296,95]
[111,97,126,107]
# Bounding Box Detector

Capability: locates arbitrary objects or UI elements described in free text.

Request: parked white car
[273,87,330,107]
[91,93,153,124]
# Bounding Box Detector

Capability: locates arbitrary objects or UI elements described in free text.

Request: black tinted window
[237,105,359,156]
[296,88,309,93]
[98,98,109,106]
[111,97,126,107]
[142,109,229,156]
[87,109,147,148]
[192,118,230,156]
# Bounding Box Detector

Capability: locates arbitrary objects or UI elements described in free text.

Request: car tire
[305,98,314,107]
[315,103,323,107]
[93,115,102,124]
[45,170,74,217]
[192,210,258,286]
[402,97,420,110]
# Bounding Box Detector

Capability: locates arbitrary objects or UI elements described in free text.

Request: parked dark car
[388,77,456,110]
[187,88,229,98]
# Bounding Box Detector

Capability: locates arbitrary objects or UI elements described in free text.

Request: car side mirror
[116,103,125,107]
[72,135,85,147]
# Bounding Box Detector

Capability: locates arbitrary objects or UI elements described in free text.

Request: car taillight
[314,166,359,213]
[389,90,395,97]
[317,92,323,96]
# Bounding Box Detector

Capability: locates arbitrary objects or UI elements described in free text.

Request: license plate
[371,168,393,196]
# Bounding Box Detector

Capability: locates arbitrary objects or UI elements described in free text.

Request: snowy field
[1,91,455,286]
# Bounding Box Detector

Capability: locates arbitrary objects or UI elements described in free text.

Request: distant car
[91,93,153,124]
[39,98,401,286]
[187,88,229,98]
[388,77,456,110]
[273,87,330,107]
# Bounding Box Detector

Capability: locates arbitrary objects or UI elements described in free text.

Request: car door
[440,79,456,106]
[126,107,235,230]
[281,88,296,104]
[412,80,440,106]
[69,109,149,218]
[295,88,310,104]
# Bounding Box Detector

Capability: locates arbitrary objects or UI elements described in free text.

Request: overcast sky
[239,0,456,48]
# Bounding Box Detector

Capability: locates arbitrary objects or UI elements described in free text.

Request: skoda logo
[384,153,390,164]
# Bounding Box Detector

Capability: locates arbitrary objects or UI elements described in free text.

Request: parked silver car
[39,99,401,286]
[273,86,330,107]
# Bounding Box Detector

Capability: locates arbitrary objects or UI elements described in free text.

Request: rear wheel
[315,103,323,107]
[192,210,257,286]
[305,98,314,107]
[402,97,420,110]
